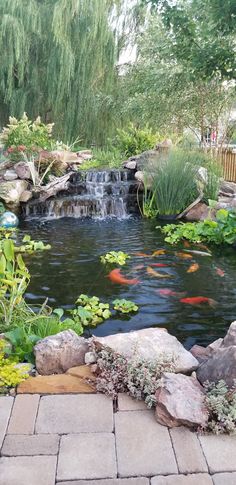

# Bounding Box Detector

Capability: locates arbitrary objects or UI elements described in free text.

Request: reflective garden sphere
[0,211,19,228]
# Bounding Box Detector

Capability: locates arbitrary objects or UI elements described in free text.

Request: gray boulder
[3,169,18,181]
[221,321,236,347]
[93,328,198,374]
[15,162,32,180]
[0,179,28,206]
[34,330,89,375]
[155,373,208,428]
[197,346,236,388]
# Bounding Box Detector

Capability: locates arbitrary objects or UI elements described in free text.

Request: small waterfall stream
[22,169,139,219]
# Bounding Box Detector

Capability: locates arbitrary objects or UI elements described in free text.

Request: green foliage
[148,149,200,216]
[4,327,40,364]
[203,380,236,434]
[0,203,5,215]
[73,295,111,327]
[0,340,30,392]
[100,251,130,266]
[116,124,158,157]
[93,344,176,407]
[113,299,139,314]
[1,114,54,161]
[80,148,123,170]
[160,209,236,245]
[203,161,222,202]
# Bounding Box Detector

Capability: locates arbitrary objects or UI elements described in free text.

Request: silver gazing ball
[0,211,19,228]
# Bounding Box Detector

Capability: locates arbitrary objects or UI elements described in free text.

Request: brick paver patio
[0,393,236,485]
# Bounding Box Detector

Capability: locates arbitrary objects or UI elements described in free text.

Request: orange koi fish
[216,267,225,277]
[152,249,166,256]
[157,289,186,298]
[175,252,193,259]
[147,266,172,278]
[180,296,217,307]
[183,240,191,248]
[150,263,168,267]
[135,252,152,257]
[108,268,140,285]
[187,263,199,273]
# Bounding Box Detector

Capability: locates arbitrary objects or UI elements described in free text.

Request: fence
[208,149,236,183]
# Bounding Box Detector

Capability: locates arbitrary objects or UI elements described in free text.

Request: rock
[155,373,208,428]
[221,321,236,347]
[207,337,223,352]
[185,202,213,221]
[51,150,78,163]
[197,346,236,388]
[0,180,28,206]
[77,150,93,160]
[85,351,97,364]
[3,170,18,181]
[219,180,236,196]
[19,190,33,203]
[135,171,144,183]
[190,345,210,364]
[123,160,137,170]
[34,330,89,375]
[17,373,95,394]
[93,328,198,374]
[66,364,96,381]
[14,162,32,180]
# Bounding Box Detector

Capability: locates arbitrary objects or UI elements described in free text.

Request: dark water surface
[19,217,236,349]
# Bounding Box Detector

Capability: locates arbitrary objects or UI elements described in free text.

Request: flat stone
[115,410,178,477]
[197,346,236,388]
[66,364,96,380]
[94,328,198,374]
[0,397,14,448]
[170,427,208,473]
[36,394,113,433]
[57,433,117,481]
[17,373,95,394]
[34,330,89,375]
[155,373,208,428]
[151,475,213,485]
[117,393,147,411]
[0,456,57,485]
[7,395,39,434]
[59,480,149,485]
[2,433,59,456]
[212,472,236,484]
[199,435,236,473]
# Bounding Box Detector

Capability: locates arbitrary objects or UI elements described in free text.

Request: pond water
[19,217,236,349]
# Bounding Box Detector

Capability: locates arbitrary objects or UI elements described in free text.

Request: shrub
[203,380,236,434]
[80,148,122,170]
[0,340,30,393]
[116,124,158,157]
[92,344,175,407]
[0,113,54,161]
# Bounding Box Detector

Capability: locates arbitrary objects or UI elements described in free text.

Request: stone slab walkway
[0,393,236,485]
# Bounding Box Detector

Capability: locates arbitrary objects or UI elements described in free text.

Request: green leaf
[2,239,14,261]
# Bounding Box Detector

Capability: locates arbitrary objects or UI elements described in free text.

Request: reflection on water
[19,217,236,349]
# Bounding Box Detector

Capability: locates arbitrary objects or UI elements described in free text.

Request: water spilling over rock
[21,169,138,219]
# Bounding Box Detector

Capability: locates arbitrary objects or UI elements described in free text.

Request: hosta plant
[113,299,138,314]
[100,251,130,266]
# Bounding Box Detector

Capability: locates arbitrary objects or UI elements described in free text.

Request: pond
[19,217,236,349]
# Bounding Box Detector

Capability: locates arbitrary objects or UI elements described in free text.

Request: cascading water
[22,169,139,219]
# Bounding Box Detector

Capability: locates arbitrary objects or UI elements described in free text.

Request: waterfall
[22,169,139,220]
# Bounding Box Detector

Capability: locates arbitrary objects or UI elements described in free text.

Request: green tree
[0,0,129,145]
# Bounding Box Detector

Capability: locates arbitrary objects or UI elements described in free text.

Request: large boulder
[155,373,208,428]
[93,328,198,374]
[0,179,28,207]
[34,330,89,375]
[197,346,236,388]
[184,202,213,221]
[197,322,236,388]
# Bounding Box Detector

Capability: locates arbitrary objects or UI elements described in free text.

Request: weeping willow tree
[0,0,131,144]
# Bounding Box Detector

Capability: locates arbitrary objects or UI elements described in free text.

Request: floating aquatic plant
[113,299,139,314]
[100,251,130,266]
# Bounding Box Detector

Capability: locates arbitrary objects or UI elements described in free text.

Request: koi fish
[180,296,217,307]
[152,249,166,256]
[216,267,225,277]
[146,266,172,278]
[196,243,209,251]
[187,263,199,273]
[184,250,212,257]
[183,240,191,248]
[132,264,144,271]
[175,252,193,259]
[150,263,168,267]
[157,289,186,298]
[108,268,140,285]
[135,252,152,257]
